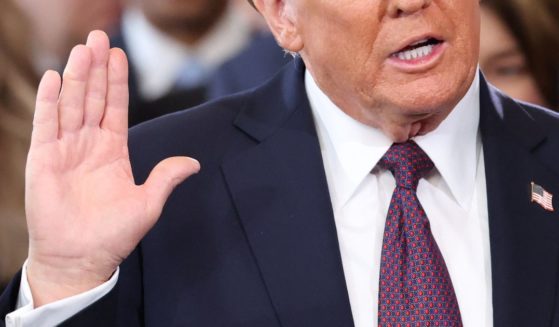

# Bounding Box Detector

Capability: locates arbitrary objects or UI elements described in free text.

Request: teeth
[396,44,434,61]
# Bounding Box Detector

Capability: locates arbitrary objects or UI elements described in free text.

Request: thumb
[142,156,200,218]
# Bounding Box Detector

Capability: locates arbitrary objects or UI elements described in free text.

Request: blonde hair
[0,0,37,284]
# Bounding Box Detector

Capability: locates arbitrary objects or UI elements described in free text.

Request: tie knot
[379,141,434,190]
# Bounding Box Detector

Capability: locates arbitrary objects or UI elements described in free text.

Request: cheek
[299,3,382,67]
[304,26,380,87]
[451,5,481,60]
[459,27,480,64]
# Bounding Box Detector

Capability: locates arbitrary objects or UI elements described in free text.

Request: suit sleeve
[0,248,145,327]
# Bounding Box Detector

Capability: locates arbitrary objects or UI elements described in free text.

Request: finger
[83,31,110,127]
[59,45,92,133]
[142,157,201,219]
[101,48,129,135]
[31,71,62,145]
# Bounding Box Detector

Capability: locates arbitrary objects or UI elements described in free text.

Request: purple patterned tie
[377,141,462,327]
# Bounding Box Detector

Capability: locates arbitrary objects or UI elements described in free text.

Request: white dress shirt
[122,5,252,100]
[5,69,493,326]
[5,264,118,327]
[307,70,492,326]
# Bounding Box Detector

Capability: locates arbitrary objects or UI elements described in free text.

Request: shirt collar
[414,72,481,209]
[121,6,252,99]
[307,70,480,210]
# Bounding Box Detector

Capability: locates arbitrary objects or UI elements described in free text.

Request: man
[2,0,559,326]
[111,0,253,125]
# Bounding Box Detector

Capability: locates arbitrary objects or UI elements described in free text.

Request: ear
[253,0,304,53]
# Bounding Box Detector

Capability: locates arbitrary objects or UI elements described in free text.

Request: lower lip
[387,42,446,72]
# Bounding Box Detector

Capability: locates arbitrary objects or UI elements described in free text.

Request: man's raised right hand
[24,30,200,307]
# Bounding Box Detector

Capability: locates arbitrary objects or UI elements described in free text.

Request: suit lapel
[222,59,354,327]
[480,79,559,326]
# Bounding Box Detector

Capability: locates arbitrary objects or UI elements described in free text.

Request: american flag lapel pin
[531,182,554,212]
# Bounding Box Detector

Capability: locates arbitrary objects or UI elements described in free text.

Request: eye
[494,63,528,77]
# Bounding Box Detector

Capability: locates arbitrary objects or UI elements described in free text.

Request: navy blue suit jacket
[208,33,292,99]
[2,58,559,326]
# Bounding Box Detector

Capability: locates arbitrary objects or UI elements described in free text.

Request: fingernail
[189,158,201,172]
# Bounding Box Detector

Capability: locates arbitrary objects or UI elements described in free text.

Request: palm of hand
[24,31,199,305]
[27,129,145,277]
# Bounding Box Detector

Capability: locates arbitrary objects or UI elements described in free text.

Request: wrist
[26,257,114,307]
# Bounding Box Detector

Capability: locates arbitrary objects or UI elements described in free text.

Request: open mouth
[392,38,443,61]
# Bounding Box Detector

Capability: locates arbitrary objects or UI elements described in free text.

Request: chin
[380,123,422,143]
[379,54,476,110]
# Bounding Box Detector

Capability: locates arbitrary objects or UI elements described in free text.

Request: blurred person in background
[16,0,122,74]
[208,33,292,99]
[208,0,292,99]
[480,0,559,110]
[0,0,38,292]
[111,0,253,126]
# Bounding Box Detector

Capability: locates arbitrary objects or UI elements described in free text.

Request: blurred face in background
[270,0,480,141]
[17,0,122,61]
[479,5,548,107]
[138,0,229,38]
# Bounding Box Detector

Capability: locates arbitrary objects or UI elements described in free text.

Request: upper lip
[391,33,444,55]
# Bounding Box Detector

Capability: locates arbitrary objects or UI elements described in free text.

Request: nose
[388,0,432,17]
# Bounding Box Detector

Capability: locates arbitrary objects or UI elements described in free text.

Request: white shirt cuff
[4,260,119,327]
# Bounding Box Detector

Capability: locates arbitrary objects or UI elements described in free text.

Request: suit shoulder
[488,84,559,132]
[127,91,256,181]
[129,91,251,142]
[517,100,559,133]
[511,99,559,168]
